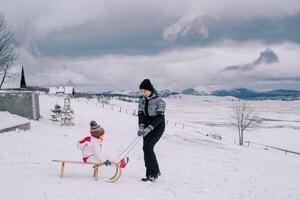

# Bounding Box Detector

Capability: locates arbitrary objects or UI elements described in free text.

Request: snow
[0,111,29,130]
[164,95,300,152]
[0,94,299,200]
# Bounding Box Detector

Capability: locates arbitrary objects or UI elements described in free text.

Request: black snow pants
[143,121,165,177]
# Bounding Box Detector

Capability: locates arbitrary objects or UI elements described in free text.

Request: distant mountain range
[26,84,300,101]
[100,89,179,98]
[181,88,202,95]
[211,88,300,100]
[98,88,300,100]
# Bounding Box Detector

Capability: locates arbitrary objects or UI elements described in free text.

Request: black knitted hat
[139,79,154,92]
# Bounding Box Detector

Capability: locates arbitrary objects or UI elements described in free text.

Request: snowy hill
[0,94,299,200]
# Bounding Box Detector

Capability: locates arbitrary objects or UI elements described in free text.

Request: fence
[79,97,300,157]
[244,141,300,155]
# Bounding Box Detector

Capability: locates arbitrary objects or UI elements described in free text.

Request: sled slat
[52,160,121,182]
[52,160,99,165]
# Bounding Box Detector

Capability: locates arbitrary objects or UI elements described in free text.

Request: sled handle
[117,136,142,161]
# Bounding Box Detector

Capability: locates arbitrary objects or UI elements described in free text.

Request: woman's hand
[138,125,154,137]
[137,124,144,136]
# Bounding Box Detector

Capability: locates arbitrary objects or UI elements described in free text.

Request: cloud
[221,49,279,72]
[1,0,300,91]
[1,0,300,57]
[162,14,208,41]
[16,42,300,92]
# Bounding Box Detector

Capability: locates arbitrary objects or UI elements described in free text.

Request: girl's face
[140,89,152,97]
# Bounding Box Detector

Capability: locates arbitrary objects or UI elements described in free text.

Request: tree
[50,104,62,122]
[0,14,17,89]
[232,101,258,145]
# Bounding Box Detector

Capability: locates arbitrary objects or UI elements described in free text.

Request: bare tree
[232,101,258,145]
[0,14,17,89]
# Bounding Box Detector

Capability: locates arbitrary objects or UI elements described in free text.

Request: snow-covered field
[111,95,300,152]
[0,94,299,200]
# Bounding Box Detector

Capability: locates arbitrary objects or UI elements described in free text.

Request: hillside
[0,94,299,200]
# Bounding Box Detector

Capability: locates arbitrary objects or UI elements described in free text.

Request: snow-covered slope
[0,94,299,200]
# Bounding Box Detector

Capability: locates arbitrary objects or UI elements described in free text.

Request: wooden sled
[52,160,122,183]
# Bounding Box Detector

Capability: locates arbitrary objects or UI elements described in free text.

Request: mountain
[211,88,300,100]
[99,89,179,97]
[99,87,300,100]
[181,88,202,96]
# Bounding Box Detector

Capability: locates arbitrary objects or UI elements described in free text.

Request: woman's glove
[140,125,154,137]
[137,124,144,136]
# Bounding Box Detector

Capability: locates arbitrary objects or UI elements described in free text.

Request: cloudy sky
[1,0,300,92]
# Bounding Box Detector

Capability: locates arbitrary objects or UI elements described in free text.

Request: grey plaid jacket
[138,93,166,129]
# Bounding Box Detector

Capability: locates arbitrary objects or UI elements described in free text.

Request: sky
[1,0,300,92]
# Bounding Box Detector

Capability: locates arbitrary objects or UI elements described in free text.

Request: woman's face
[140,89,152,97]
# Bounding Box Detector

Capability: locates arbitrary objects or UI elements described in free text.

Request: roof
[1,65,26,90]
[48,85,75,95]
[48,87,57,94]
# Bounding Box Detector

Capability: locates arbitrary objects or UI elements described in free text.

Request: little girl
[77,120,128,168]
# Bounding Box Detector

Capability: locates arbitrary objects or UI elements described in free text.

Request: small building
[0,65,26,90]
[57,86,65,95]
[48,87,57,95]
[48,86,75,96]
[64,86,75,95]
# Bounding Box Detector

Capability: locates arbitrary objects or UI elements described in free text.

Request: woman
[137,79,166,182]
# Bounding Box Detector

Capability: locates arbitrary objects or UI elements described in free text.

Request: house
[57,86,65,95]
[48,87,57,95]
[64,86,75,95]
[0,65,26,90]
[48,85,75,95]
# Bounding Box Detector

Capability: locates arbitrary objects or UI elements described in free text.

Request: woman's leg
[143,124,165,177]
